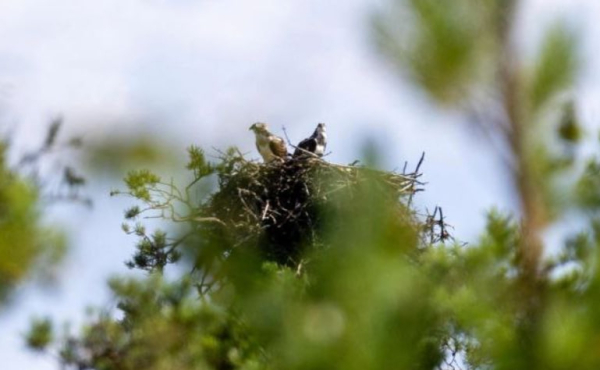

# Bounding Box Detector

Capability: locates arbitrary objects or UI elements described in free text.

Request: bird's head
[316,123,326,133]
[249,122,269,134]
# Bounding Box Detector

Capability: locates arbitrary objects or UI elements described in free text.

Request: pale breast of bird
[257,134,277,161]
[315,132,327,156]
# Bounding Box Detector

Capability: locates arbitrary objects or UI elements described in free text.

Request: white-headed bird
[249,122,288,163]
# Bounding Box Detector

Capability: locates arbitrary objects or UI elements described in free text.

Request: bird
[249,122,288,163]
[293,123,327,158]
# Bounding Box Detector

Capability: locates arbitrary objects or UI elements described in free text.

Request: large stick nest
[201,155,426,266]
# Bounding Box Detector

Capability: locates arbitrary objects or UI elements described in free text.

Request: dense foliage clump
[0,120,83,304]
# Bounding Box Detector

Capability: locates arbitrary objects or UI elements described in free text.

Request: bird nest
[201,153,428,267]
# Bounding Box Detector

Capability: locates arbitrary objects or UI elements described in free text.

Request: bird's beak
[249,124,255,131]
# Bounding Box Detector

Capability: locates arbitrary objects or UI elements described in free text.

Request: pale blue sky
[1,0,599,368]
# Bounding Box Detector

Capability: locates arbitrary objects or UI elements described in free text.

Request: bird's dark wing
[269,136,288,158]
[293,138,317,157]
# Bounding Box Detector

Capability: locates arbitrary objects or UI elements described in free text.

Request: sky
[1,0,600,368]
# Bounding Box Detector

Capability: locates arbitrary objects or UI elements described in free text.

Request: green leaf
[529,23,578,111]
[26,317,53,351]
[124,169,160,201]
[558,101,583,143]
[186,146,214,178]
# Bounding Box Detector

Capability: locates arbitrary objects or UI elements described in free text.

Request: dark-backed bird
[293,123,327,158]
[249,122,288,162]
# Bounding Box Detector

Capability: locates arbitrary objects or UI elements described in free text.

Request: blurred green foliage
[0,123,71,305]
[528,24,578,112]
[0,141,43,300]
[372,0,502,104]
[85,135,178,175]
[26,317,53,351]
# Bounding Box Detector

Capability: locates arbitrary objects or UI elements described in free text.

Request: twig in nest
[193,217,227,226]
[261,201,270,221]
[415,152,425,174]
[422,206,453,244]
[408,152,426,207]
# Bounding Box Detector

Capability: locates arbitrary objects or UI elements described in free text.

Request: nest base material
[205,156,424,266]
